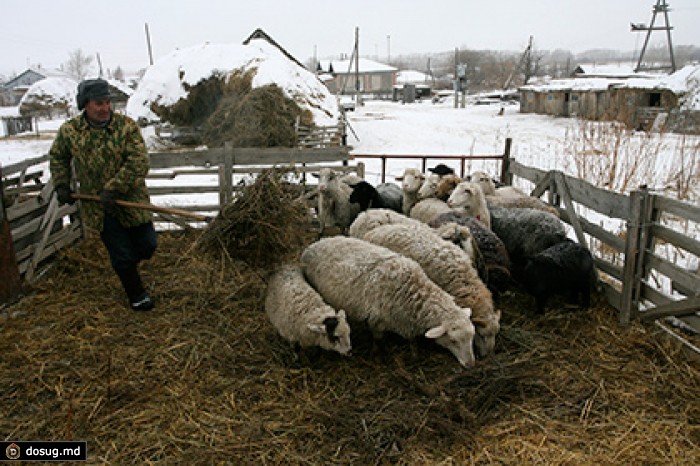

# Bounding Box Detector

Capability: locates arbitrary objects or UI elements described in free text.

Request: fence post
[0,165,23,303]
[501,138,513,185]
[219,143,234,207]
[619,188,648,325]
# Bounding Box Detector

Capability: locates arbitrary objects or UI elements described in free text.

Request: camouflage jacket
[49,112,152,231]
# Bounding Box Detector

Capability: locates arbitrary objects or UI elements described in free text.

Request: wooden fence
[0,146,361,301]
[1,116,35,137]
[2,142,698,355]
[508,160,700,353]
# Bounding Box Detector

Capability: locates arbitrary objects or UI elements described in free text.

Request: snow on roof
[520,65,700,97]
[319,58,397,74]
[19,76,78,106]
[127,40,340,126]
[572,63,654,78]
[396,70,430,84]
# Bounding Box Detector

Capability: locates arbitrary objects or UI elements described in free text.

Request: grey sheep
[265,264,351,355]
[489,206,568,268]
[429,211,512,297]
[313,168,363,233]
[301,236,476,367]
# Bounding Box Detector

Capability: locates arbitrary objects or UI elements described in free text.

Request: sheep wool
[301,236,476,367]
[361,223,500,358]
[409,197,453,224]
[348,208,424,240]
[265,264,351,355]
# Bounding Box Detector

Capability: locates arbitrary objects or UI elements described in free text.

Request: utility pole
[355,27,360,106]
[96,52,104,78]
[145,22,154,66]
[454,48,458,109]
[387,35,391,63]
[631,0,676,73]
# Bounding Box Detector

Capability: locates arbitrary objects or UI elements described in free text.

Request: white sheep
[301,236,476,367]
[314,168,363,233]
[265,264,352,356]
[446,181,491,229]
[395,168,425,216]
[361,223,500,358]
[348,208,424,240]
[469,170,559,216]
[409,197,453,224]
[417,173,441,200]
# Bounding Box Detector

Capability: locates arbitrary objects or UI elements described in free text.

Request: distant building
[519,64,700,133]
[393,70,432,101]
[0,67,72,106]
[318,58,397,98]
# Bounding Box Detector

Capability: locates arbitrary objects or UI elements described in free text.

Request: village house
[0,67,73,106]
[519,64,700,133]
[318,58,397,99]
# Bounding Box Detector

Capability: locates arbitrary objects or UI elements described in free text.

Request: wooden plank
[1,154,49,176]
[594,258,624,281]
[529,170,552,198]
[653,195,700,223]
[599,281,623,311]
[0,165,22,303]
[509,160,549,190]
[17,225,82,275]
[645,253,700,296]
[640,296,700,322]
[650,223,700,258]
[24,195,61,282]
[554,171,587,247]
[620,189,644,325]
[560,174,631,220]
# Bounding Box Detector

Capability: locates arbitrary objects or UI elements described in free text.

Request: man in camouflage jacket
[50,78,157,311]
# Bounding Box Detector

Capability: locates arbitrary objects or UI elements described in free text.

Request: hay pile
[151,71,313,148]
[196,168,316,269]
[1,229,699,463]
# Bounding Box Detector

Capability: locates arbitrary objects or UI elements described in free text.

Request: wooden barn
[519,64,700,132]
[318,58,397,98]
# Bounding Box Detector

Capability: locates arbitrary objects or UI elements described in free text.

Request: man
[50,78,157,311]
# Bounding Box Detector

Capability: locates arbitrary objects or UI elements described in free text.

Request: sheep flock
[265,165,598,367]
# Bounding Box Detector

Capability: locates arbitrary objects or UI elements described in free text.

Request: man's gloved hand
[55,184,75,205]
[100,189,120,216]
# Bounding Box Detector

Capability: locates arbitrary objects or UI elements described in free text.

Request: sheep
[301,236,476,367]
[348,208,424,240]
[429,211,512,297]
[417,173,441,200]
[313,168,362,233]
[395,168,425,216]
[519,238,598,314]
[432,221,489,287]
[434,173,462,201]
[361,223,500,358]
[265,264,352,355]
[489,206,568,268]
[470,170,559,216]
[348,181,403,213]
[446,181,491,229]
[409,197,454,224]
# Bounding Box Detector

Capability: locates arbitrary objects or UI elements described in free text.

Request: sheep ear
[395,176,404,181]
[311,173,320,179]
[307,323,326,334]
[337,309,346,319]
[425,325,447,339]
[471,317,489,328]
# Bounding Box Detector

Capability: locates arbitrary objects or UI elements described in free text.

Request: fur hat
[77,79,111,110]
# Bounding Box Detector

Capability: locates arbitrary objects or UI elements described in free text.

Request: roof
[2,67,73,90]
[319,58,397,75]
[242,28,305,70]
[571,63,657,79]
[396,70,431,84]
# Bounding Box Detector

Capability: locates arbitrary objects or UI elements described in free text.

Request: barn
[519,64,700,133]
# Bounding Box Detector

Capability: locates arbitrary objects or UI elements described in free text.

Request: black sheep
[519,238,597,314]
[348,181,403,213]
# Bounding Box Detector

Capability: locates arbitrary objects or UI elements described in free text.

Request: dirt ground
[1,231,699,465]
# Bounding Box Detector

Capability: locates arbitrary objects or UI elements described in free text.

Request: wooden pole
[145,23,154,66]
[0,165,23,303]
[71,194,210,222]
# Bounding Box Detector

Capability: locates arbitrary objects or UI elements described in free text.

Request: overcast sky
[2,0,699,77]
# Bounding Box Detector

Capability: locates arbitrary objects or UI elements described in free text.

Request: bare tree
[64,49,94,80]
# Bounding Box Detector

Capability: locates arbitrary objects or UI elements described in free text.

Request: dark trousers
[100,214,157,301]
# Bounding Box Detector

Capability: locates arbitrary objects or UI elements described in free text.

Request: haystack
[196,167,315,268]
